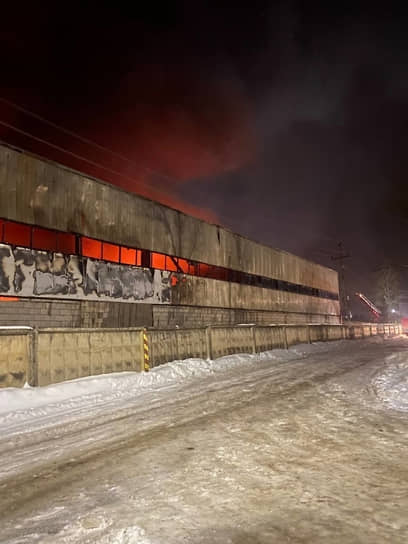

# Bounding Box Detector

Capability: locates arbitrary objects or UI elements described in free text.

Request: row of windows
[0,218,338,301]
[0,218,76,254]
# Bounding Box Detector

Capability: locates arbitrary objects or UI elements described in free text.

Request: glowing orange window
[81,237,102,259]
[135,250,141,266]
[151,252,166,270]
[57,232,76,254]
[189,262,198,275]
[165,256,178,272]
[32,227,57,251]
[178,258,189,273]
[3,221,31,247]
[102,242,120,262]
[120,247,137,265]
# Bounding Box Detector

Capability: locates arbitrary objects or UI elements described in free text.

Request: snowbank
[0,339,369,434]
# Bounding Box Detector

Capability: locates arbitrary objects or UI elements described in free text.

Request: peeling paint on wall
[0,243,171,304]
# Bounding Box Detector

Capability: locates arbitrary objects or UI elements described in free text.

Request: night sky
[1,3,408,305]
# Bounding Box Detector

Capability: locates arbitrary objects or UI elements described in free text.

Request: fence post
[205,326,212,360]
[307,324,311,344]
[251,326,256,354]
[29,328,39,387]
[141,328,149,372]
[175,328,180,361]
[283,326,288,349]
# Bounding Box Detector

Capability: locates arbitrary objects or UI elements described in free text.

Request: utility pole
[331,242,351,323]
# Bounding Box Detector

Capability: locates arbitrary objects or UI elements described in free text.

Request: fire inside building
[0,143,340,328]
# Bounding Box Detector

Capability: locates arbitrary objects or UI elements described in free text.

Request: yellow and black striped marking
[143,330,150,372]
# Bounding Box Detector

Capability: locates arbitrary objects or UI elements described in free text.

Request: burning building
[0,143,340,328]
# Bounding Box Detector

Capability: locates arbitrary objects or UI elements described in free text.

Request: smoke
[2,2,408,288]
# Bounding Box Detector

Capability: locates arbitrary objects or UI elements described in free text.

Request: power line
[0,120,156,192]
[0,95,180,184]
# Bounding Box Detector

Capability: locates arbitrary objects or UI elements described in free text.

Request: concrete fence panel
[175,328,208,361]
[148,329,179,367]
[270,326,287,349]
[285,325,309,346]
[210,326,254,359]
[309,325,325,343]
[0,323,402,388]
[254,326,286,352]
[326,325,344,341]
[0,330,31,387]
[37,328,143,385]
[352,326,364,339]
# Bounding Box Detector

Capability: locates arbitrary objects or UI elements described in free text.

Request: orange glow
[0,218,4,241]
[120,247,137,265]
[0,77,257,226]
[102,242,120,263]
[32,227,57,251]
[171,275,178,286]
[81,237,102,259]
[0,296,19,301]
[178,258,189,273]
[151,252,165,270]
[57,232,76,254]
[199,263,211,277]
[165,256,178,272]
[3,221,31,247]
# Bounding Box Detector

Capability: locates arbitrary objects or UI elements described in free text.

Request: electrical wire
[0,95,179,184]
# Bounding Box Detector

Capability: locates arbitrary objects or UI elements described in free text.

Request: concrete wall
[152,305,340,328]
[0,242,339,322]
[36,328,144,386]
[0,330,32,387]
[148,328,208,366]
[0,298,153,328]
[171,275,339,316]
[210,326,255,359]
[0,323,402,387]
[0,296,339,329]
[0,144,338,293]
[254,326,287,352]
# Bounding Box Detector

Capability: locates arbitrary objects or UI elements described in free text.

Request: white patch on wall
[0,243,171,304]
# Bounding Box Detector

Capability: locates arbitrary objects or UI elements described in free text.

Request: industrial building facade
[0,144,340,328]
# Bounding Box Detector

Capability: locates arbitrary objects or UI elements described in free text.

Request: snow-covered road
[1,337,407,543]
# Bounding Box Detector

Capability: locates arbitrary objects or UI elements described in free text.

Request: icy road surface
[0,337,408,543]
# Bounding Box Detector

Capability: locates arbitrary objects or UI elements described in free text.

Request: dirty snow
[1,336,408,544]
[0,341,344,437]
[373,351,408,412]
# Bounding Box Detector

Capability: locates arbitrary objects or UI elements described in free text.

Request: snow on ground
[0,340,354,436]
[1,336,407,544]
[373,351,408,412]
[1,337,406,440]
